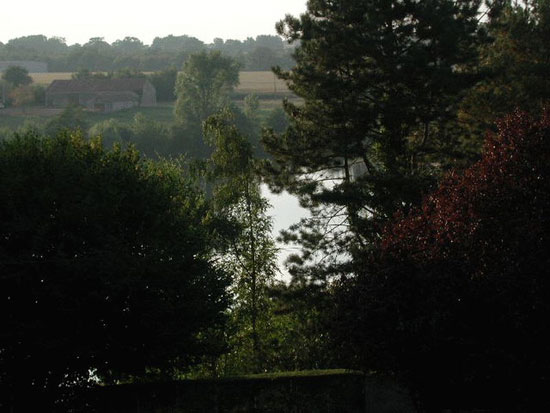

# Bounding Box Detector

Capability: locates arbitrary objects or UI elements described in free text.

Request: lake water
[262,185,309,280]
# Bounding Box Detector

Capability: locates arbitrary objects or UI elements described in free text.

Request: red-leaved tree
[335,110,550,411]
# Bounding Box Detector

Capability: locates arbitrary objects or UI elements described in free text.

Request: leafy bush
[0,131,230,410]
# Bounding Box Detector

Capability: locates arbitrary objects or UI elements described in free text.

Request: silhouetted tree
[462,0,550,134]
[335,110,550,411]
[0,132,230,410]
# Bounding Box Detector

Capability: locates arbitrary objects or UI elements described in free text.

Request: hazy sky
[1,0,308,45]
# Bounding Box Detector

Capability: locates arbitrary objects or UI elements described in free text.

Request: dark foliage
[0,132,230,410]
[335,110,550,411]
[462,0,550,134]
[75,370,366,413]
[147,67,178,101]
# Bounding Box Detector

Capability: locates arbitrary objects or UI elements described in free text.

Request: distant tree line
[0,34,295,72]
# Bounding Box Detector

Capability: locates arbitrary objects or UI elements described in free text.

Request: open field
[30,71,290,93]
[30,72,72,84]
[237,71,290,93]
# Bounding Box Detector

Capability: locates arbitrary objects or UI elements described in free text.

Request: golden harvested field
[237,71,289,93]
[31,72,72,84]
[30,71,290,93]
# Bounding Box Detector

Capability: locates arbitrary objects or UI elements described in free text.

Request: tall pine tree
[461,0,550,135]
[263,0,482,280]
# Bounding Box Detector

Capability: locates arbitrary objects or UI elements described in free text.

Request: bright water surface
[262,185,309,281]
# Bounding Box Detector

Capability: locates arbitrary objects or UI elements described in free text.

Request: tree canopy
[0,132,230,409]
[171,51,241,159]
[335,110,550,410]
[462,0,550,133]
[175,50,240,128]
[1,65,33,87]
[263,0,482,281]
[0,34,293,72]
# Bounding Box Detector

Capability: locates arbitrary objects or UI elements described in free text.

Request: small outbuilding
[45,78,157,113]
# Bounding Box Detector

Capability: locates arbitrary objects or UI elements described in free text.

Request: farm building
[0,61,48,73]
[45,78,157,112]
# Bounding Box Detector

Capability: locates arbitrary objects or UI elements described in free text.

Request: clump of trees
[1,65,32,87]
[334,110,550,410]
[1,65,45,108]
[0,133,230,410]
[0,34,294,72]
[44,104,89,136]
[88,113,172,156]
[263,0,482,282]
[260,0,550,409]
